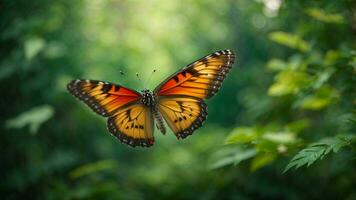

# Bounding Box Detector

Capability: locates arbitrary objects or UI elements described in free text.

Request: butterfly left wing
[67,79,155,147]
[107,103,155,147]
[67,79,141,117]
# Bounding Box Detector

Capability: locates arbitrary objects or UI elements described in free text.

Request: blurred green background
[1,0,356,199]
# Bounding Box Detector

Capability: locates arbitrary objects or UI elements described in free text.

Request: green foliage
[284,135,355,172]
[298,86,339,110]
[306,8,344,24]
[24,38,46,60]
[220,0,355,181]
[266,58,287,71]
[268,70,312,96]
[268,32,310,52]
[218,124,301,170]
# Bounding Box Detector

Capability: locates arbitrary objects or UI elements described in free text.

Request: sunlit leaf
[268,70,311,96]
[262,131,297,144]
[6,105,54,134]
[324,50,342,66]
[266,59,287,71]
[69,159,118,179]
[250,153,276,171]
[269,31,310,52]
[312,69,334,89]
[24,37,46,60]
[225,127,259,144]
[299,86,339,110]
[267,56,307,71]
[306,8,344,24]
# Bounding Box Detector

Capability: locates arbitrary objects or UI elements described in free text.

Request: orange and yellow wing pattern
[155,50,235,139]
[157,97,207,139]
[155,49,235,99]
[67,79,155,147]
[107,104,155,147]
[67,79,140,117]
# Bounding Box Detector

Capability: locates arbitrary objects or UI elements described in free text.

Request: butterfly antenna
[145,69,156,88]
[136,72,145,89]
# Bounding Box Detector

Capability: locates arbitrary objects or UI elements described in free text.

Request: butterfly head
[141,89,155,107]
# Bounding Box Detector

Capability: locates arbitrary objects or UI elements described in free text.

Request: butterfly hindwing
[107,103,155,147]
[67,79,141,117]
[155,50,235,100]
[157,97,207,139]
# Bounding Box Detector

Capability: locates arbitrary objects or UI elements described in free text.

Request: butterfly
[67,50,235,147]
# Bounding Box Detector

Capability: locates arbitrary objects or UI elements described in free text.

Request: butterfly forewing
[67,79,141,117]
[155,50,235,99]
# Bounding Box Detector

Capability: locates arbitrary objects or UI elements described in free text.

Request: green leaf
[312,69,335,89]
[284,145,327,173]
[225,127,259,144]
[306,8,344,24]
[283,135,355,173]
[24,37,46,60]
[268,70,311,96]
[332,135,355,152]
[262,131,297,144]
[299,86,339,110]
[266,59,287,71]
[6,105,54,134]
[269,31,310,52]
[324,50,342,66]
[250,153,276,171]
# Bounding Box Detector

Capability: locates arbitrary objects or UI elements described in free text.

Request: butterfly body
[140,89,167,135]
[68,50,235,147]
[140,89,155,107]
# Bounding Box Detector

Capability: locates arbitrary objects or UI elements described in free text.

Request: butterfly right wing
[67,79,141,117]
[107,103,155,147]
[154,50,235,99]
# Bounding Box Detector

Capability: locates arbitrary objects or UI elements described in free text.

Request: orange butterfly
[67,50,235,147]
